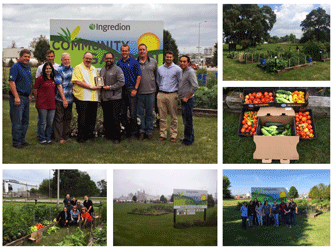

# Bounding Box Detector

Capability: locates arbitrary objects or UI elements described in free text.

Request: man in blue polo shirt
[8,49,33,149]
[117,44,142,140]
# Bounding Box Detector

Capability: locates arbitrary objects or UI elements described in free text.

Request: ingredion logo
[89,24,95,30]
[90,23,131,32]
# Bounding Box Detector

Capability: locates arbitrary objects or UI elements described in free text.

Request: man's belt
[159,91,177,94]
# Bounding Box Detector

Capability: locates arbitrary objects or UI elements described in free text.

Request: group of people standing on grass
[8,45,198,149]
[56,194,97,228]
[240,198,298,230]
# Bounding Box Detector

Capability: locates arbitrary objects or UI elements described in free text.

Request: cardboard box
[275,88,309,107]
[253,107,299,164]
[29,231,43,243]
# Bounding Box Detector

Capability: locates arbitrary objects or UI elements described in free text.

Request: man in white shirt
[35,49,59,78]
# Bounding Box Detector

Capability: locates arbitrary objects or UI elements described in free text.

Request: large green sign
[173,189,208,209]
[50,20,163,68]
[251,187,288,204]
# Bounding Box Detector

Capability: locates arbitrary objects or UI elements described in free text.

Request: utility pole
[57,169,60,206]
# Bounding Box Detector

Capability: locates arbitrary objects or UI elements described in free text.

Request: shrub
[264,58,288,72]
[194,86,217,109]
[303,40,327,59]
[100,203,107,224]
[196,68,207,74]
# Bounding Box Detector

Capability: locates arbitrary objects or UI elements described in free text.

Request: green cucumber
[265,122,284,127]
[261,128,272,136]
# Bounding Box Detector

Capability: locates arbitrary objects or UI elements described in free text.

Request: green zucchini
[265,122,284,127]
[276,89,292,95]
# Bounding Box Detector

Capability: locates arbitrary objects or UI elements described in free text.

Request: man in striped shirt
[53,53,74,144]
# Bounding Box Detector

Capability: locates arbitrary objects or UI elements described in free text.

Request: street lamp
[198,21,207,65]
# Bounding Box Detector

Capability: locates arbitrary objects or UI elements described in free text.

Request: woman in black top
[83,195,94,216]
[57,207,70,227]
[71,196,77,206]
[253,198,259,226]
[284,202,292,228]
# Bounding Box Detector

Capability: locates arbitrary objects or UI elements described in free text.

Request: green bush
[196,68,207,74]
[100,203,107,224]
[194,86,217,109]
[264,58,288,72]
[303,40,327,59]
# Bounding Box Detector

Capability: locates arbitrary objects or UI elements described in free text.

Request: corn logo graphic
[279,191,287,198]
[57,26,81,42]
[89,24,95,30]
[137,32,160,50]
[200,194,207,201]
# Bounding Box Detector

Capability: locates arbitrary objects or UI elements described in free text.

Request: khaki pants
[157,92,178,139]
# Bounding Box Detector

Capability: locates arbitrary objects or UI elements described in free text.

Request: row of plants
[2,203,62,245]
[131,204,174,214]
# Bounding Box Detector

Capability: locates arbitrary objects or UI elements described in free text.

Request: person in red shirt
[34,62,57,144]
[79,207,92,228]
[279,198,286,225]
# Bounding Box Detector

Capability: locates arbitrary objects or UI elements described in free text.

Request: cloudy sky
[113,169,217,198]
[2,169,107,191]
[258,4,330,39]
[2,4,217,53]
[223,169,330,196]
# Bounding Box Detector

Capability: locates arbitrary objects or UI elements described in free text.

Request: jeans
[291,211,297,225]
[37,109,56,142]
[101,99,122,141]
[121,88,138,136]
[248,215,253,227]
[137,93,155,135]
[257,213,263,226]
[285,214,291,225]
[181,97,195,145]
[9,95,30,146]
[253,211,258,225]
[274,213,279,226]
[241,216,247,229]
[263,214,270,226]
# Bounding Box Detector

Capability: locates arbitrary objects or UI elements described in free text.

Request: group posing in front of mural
[240,198,298,230]
[56,194,98,228]
[8,44,198,149]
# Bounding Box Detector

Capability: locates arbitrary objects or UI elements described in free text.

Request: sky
[2,169,107,192]
[2,4,217,54]
[113,169,217,198]
[223,169,330,196]
[257,4,330,39]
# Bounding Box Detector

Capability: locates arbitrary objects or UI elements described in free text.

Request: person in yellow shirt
[71,52,101,143]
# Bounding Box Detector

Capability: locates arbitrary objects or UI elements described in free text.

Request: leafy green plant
[194,86,217,109]
[303,39,327,59]
[56,228,88,246]
[264,58,288,72]
[92,226,107,246]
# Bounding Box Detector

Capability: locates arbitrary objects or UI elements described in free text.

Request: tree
[132,195,137,202]
[223,176,232,198]
[300,7,330,43]
[309,185,320,199]
[223,4,276,49]
[11,41,16,48]
[163,29,179,63]
[30,35,47,49]
[318,183,328,200]
[33,36,50,63]
[29,188,38,195]
[288,186,299,199]
[160,195,167,203]
[208,194,215,208]
[97,179,107,197]
[324,184,330,200]
[51,170,99,198]
[38,178,53,196]
[212,42,217,66]
[170,194,174,202]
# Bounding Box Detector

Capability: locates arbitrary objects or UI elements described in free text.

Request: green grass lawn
[223,111,330,163]
[223,43,330,81]
[223,199,330,246]
[2,100,217,163]
[113,202,217,246]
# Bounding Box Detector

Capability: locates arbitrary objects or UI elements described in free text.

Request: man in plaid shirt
[53,53,74,144]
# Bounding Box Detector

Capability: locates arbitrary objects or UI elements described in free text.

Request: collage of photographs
[0,1,331,248]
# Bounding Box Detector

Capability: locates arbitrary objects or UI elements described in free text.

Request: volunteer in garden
[156,51,182,142]
[284,202,292,228]
[280,198,286,225]
[34,62,57,144]
[117,44,142,140]
[271,200,280,227]
[240,202,248,230]
[57,207,71,227]
[8,49,33,149]
[53,53,74,144]
[248,200,255,228]
[255,201,263,226]
[253,198,259,226]
[71,52,101,143]
[100,52,125,144]
[63,194,71,206]
[262,201,271,226]
[178,55,198,146]
[290,198,298,226]
[137,44,158,140]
